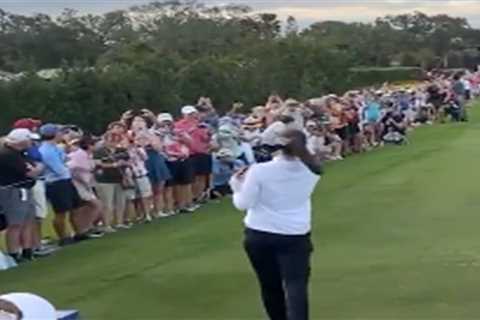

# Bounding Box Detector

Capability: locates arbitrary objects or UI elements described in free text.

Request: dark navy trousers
[244,228,313,320]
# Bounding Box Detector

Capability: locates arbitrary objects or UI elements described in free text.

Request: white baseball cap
[157,113,174,123]
[5,129,38,144]
[181,105,198,115]
[0,293,56,320]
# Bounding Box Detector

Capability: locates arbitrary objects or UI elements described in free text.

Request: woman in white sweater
[230,129,322,320]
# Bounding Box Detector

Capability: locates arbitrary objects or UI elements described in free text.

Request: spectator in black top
[381,111,408,145]
[427,84,445,110]
[94,129,130,230]
[0,129,42,262]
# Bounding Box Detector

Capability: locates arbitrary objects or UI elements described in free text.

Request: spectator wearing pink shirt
[175,105,213,203]
[67,136,104,235]
[159,113,197,214]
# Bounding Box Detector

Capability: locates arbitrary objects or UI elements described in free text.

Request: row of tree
[0,1,479,132]
[1,3,479,72]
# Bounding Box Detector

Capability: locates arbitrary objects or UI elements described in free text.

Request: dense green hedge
[0,65,425,134]
[348,67,425,89]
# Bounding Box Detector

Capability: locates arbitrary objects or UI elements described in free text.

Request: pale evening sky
[1,0,480,27]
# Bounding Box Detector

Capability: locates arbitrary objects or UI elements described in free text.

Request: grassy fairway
[2,103,480,319]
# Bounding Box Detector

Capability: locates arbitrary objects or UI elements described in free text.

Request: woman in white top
[230,129,322,320]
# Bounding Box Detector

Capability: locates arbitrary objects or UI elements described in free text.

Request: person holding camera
[124,132,153,223]
[94,127,130,231]
[67,136,105,234]
[381,110,408,145]
[305,121,343,161]
[175,106,213,204]
[211,148,244,199]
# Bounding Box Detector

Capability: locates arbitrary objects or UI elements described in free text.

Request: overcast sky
[2,0,480,27]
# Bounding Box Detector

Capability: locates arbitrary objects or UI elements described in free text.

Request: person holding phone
[230,129,322,320]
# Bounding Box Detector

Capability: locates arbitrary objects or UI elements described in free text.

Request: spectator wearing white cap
[171,106,201,212]
[241,116,263,148]
[142,125,172,219]
[0,129,42,262]
[258,115,296,162]
[279,99,306,131]
[177,105,213,203]
[156,113,180,215]
[11,119,54,257]
[157,112,196,214]
[0,293,57,320]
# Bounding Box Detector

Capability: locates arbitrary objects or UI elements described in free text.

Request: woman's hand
[234,167,250,180]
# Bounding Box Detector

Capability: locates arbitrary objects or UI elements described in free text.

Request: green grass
[2,103,480,319]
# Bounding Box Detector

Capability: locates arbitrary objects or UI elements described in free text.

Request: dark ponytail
[282,130,323,175]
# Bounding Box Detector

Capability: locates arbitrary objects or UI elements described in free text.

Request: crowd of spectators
[0,70,479,266]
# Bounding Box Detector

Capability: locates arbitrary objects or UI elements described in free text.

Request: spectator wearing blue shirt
[211,149,244,199]
[38,124,89,245]
[452,73,468,121]
[363,100,381,124]
[362,98,381,147]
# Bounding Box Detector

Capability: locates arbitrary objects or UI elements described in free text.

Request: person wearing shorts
[124,175,152,203]
[158,113,196,213]
[191,151,212,201]
[144,141,171,218]
[211,149,243,199]
[67,136,104,233]
[0,129,42,262]
[38,124,86,245]
[165,157,196,213]
[12,118,53,257]
[124,140,153,222]
[94,129,129,229]
[32,180,48,220]
[156,114,180,215]
[174,106,210,206]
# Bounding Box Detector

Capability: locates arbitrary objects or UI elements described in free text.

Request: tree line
[0,1,479,132]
